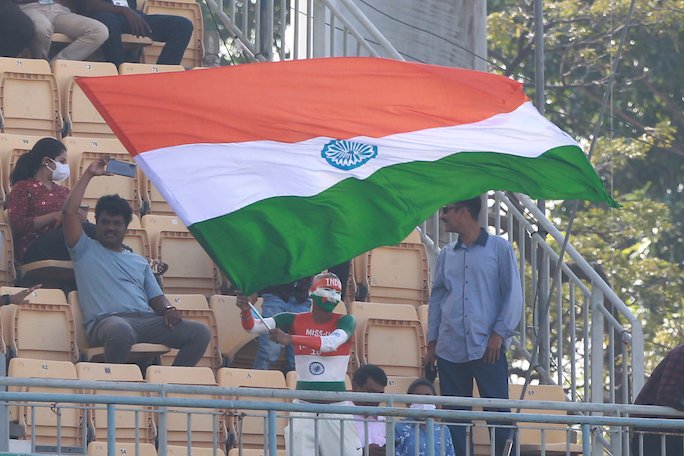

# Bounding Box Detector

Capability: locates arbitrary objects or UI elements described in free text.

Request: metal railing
[201,0,403,62]
[0,377,682,456]
[422,191,645,455]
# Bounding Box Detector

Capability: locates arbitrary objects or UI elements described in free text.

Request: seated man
[77,0,192,67]
[13,0,108,61]
[0,0,35,57]
[352,364,388,456]
[237,272,362,456]
[63,157,210,365]
[253,276,313,372]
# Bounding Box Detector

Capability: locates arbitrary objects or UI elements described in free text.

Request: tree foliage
[487,0,684,369]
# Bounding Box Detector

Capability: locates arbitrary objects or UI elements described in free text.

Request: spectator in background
[630,343,684,455]
[425,196,522,456]
[13,0,108,61]
[394,379,455,456]
[77,0,192,67]
[0,0,35,57]
[62,157,211,365]
[352,364,388,456]
[253,276,313,372]
[8,138,96,263]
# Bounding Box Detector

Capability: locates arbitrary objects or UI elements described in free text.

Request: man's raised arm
[62,158,109,248]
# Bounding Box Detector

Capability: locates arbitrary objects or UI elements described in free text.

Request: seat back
[146,366,225,448]
[217,367,287,449]
[209,295,262,366]
[0,57,61,136]
[167,446,225,456]
[0,223,15,285]
[51,60,118,138]
[77,362,153,443]
[13,302,78,362]
[79,152,141,212]
[509,384,572,446]
[366,241,430,307]
[0,133,43,196]
[118,63,185,75]
[8,358,82,448]
[141,1,204,68]
[87,442,158,456]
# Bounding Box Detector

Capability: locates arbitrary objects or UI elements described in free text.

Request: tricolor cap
[310,272,343,304]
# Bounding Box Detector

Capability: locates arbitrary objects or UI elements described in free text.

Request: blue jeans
[86,10,192,66]
[253,294,311,372]
[437,348,514,456]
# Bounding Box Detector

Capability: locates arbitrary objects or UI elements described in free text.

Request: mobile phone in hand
[106,159,137,177]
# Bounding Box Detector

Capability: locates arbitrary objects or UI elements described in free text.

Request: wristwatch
[164,305,176,313]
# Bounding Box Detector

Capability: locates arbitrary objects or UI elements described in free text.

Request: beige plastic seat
[77,362,154,443]
[64,136,142,212]
[142,0,204,68]
[51,59,118,138]
[87,441,158,456]
[365,241,431,307]
[0,57,61,137]
[168,446,225,456]
[160,294,221,369]
[146,365,226,449]
[227,449,286,456]
[0,133,43,196]
[217,367,288,449]
[12,302,79,362]
[8,358,83,450]
[118,63,186,75]
[142,215,220,296]
[384,376,418,395]
[209,295,263,368]
[350,301,423,377]
[417,304,428,343]
[0,223,16,286]
[0,286,67,357]
[68,291,170,362]
[86,212,150,257]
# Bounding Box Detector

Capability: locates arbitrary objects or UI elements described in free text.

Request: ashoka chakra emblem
[321,140,378,170]
[309,361,325,375]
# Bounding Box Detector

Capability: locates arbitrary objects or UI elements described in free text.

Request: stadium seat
[160,294,222,369]
[0,286,67,358]
[0,57,62,137]
[142,0,204,68]
[0,133,43,196]
[209,295,262,368]
[8,358,83,451]
[50,33,154,62]
[146,365,226,448]
[68,291,171,362]
[384,376,418,395]
[142,215,220,296]
[0,223,16,286]
[118,62,185,74]
[51,59,118,138]
[417,304,428,343]
[86,213,150,258]
[350,301,423,377]
[64,136,142,213]
[87,441,158,456]
[168,445,226,456]
[227,450,285,456]
[12,302,79,362]
[77,362,154,443]
[364,240,431,307]
[217,367,288,449]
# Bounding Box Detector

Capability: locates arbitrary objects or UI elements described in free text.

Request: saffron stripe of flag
[77,57,616,293]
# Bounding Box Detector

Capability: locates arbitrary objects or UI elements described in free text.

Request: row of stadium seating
[7,358,578,455]
[0,287,430,376]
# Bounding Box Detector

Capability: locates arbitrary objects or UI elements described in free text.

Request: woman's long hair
[10,137,66,186]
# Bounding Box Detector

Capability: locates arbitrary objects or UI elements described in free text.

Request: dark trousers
[86,10,193,66]
[22,222,97,263]
[438,348,515,456]
[0,0,35,57]
[88,311,211,366]
[631,431,684,455]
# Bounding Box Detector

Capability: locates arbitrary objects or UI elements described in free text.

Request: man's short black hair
[352,364,388,388]
[454,196,482,220]
[95,194,133,226]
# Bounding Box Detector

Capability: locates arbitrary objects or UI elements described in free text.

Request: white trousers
[20,2,108,61]
[284,400,362,456]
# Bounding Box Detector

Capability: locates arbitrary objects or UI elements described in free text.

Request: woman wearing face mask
[395,379,455,456]
[7,137,96,263]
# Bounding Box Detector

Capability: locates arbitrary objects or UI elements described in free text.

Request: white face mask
[46,158,70,182]
[409,403,437,410]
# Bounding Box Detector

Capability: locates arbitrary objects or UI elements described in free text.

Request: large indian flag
[77,57,615,294]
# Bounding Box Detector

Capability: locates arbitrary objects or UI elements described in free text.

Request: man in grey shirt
[63,157,210,365]
[425,196,522,456]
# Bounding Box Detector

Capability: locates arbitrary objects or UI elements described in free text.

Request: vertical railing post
[158,386,168,455]
[107,403,116,456]
[312,0,326,57]
[0,353,8,452]
[259,0,274,60]
[267,410,277,456]
[591,284,605,454]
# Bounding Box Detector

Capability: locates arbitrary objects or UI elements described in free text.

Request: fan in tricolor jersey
[77,57,616,294]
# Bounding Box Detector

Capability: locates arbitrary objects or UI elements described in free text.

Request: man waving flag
[77,57,616,294]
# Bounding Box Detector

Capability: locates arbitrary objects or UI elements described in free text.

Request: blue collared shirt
[427,229,522,363]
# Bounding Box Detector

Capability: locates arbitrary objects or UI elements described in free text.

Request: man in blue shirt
[425,196,522,456]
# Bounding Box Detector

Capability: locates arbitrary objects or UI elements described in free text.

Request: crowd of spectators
[0,0,191,66]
